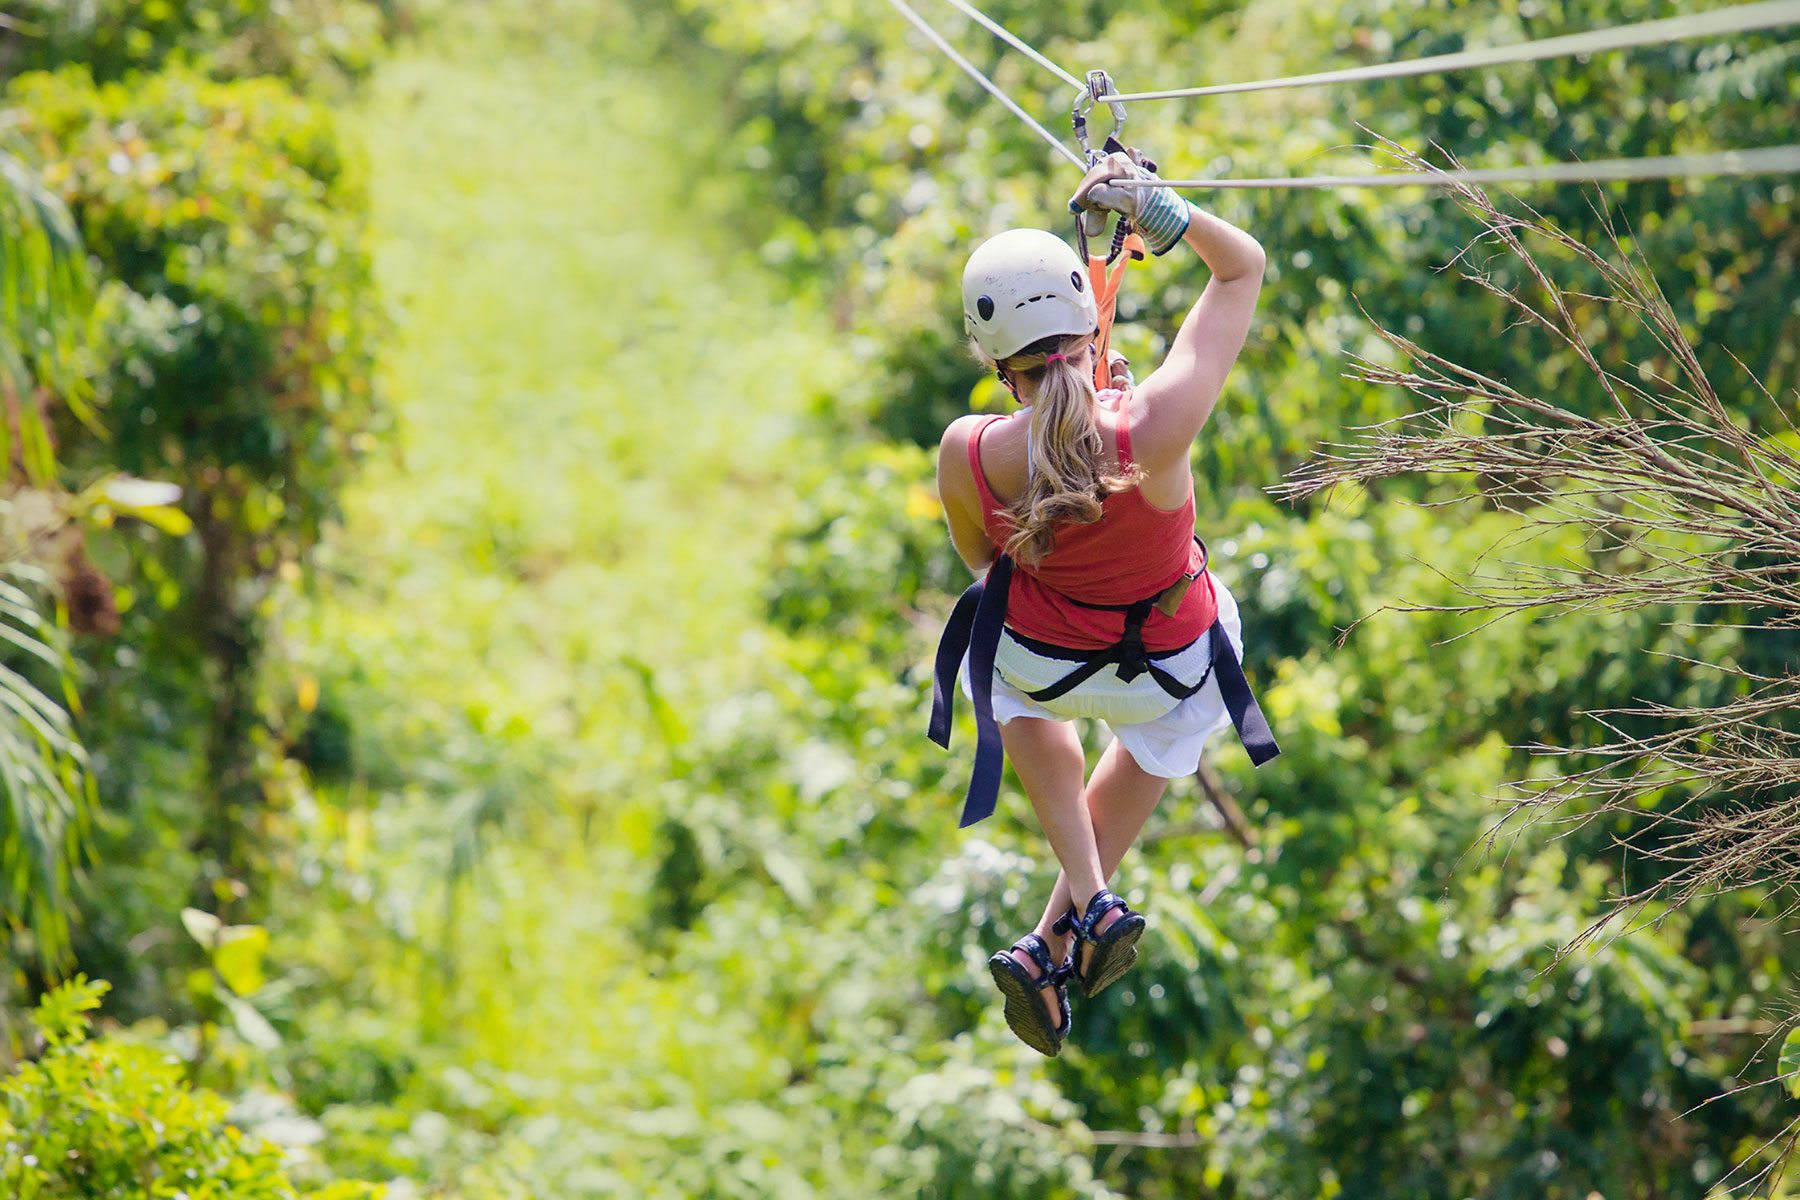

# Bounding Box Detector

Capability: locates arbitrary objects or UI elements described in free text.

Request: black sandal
[987,933,1073,1056]
[1054,889,1146,998]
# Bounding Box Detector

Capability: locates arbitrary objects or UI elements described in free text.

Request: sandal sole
[987,954,1066,1057]
[1077,914,1146,998]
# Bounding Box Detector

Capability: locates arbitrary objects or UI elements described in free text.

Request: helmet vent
[1071,271,1084,292]
[976,295,995,321]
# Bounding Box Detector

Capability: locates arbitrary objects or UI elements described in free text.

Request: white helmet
[961,228,1097,360]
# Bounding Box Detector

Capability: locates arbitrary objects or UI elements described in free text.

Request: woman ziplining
[900,6,1800,1057]
[928,149,1280,1056]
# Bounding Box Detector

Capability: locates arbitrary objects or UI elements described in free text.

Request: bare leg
[1032,737,1169,973]
[997,715,1100,1026]
[1000,716,1105,905]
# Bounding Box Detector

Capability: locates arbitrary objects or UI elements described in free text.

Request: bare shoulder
[938,414,984,474]
[937,414,984,504]
[1123,384,1186,471]
[939,413,984,452]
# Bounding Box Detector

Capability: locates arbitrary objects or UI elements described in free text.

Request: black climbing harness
[927,542,1280,828]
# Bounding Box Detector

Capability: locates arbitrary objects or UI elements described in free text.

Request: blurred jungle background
[1,0,1798,1196]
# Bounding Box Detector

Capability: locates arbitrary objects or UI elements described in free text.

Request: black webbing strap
[1006,623,1216,703]
[1026,618,1277,763]
[1025,597,1151,700]
[1207,622,1280,766]
[927,555,1014,827]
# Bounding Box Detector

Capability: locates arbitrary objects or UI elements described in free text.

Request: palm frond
[0,555,88,968]
[0,136,101,967]
[0,137,98,477]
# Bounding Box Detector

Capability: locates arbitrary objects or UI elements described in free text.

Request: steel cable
[1108,0,1800,102]
[937,0,1084,90]
[886,0,1085,169]
[1105,144,1800,190]
[889,0,1800,191]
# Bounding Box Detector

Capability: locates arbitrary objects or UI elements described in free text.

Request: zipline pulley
[1071,70,1127,263]
[1071,69,1126,166]
[1070,69,1156,264]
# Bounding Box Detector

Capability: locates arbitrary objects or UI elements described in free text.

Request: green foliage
[9,64,377,523]
[0,977,383,1199]
[0,0,392,87]
[2,22,380,989]
[0,551,90,966]
[0,0,389,1192]
[181,906,282,1051]
[0,143,94,465]
[3,2,1795,1198]
[27,973,107,1047]
[765,440,952,662]
[1782,1026,1800,1102]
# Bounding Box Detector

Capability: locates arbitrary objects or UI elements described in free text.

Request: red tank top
[969,407,1218,652]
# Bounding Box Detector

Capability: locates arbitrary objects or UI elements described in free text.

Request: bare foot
[1073,902,1126,979]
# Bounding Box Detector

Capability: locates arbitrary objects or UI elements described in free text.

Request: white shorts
[958,572,1245,779]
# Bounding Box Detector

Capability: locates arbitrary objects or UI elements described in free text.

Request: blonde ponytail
[974,332,1143,565]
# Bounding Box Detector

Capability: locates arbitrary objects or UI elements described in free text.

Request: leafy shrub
[3,57,381,999]
[0,976,382,1199]
[8,63,378,519]
[764,440,956,663]
[0,0,392,87]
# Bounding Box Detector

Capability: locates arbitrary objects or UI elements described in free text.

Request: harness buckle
[1114,599,1153,682]
[1153,573,1195,619]
[1154,538,1207,617]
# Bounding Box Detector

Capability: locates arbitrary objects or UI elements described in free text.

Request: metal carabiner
[1071,70,1130,263]
[1070,69,1126,167]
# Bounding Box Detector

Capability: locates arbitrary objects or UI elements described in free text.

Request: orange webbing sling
[1088,230,1145,392]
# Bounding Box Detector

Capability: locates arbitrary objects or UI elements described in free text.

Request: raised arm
[1070,153,1265,474]
[1129,205,1264,472]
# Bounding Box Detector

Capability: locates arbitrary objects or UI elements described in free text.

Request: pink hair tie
[1044,353,1067,365]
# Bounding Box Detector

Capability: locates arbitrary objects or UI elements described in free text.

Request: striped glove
[1069,150,1192,256]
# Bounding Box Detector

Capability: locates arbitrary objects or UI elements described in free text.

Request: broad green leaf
[181,906,223,948]
[1781,1026,1800,1100]
[96,477,183,509]
[212,924,270,997]
[219,989,281,1051]
[128,504,195,537]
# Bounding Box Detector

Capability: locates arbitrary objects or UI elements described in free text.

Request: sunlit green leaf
[1780,1026,1800,1100]
[219,989,281,1051]
[96,476,184,510]
[212,924,269,996]
[181,906,223,948]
